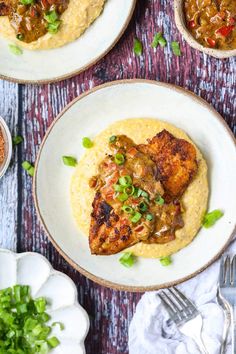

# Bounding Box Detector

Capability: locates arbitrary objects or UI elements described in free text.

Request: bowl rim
[174,0,236,59]
[0,248,90,353]
[33,79,236,292]
[0,0,137,85]
[0,116,12,180]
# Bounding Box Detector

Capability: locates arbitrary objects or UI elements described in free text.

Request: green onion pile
[0,285,62,354]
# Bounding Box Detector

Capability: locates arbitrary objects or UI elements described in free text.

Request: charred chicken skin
[89,132,198,255]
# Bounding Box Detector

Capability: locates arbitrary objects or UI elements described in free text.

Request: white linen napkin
[129,239,236,354]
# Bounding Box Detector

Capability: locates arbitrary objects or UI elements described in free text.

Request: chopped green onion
[9,44,23,56]
[47,337,60,348]
[160,256,172,266]
[119,175,132,186]
[16,33,24,41]
[113,184,124,192]
[159,36,167,47]
[118,193,128,202]
[141,190,149,199]
[22,161,34,176]
[121,205,134,214]
[114,153,125,165]
[202,209,224,228]
[62,156,77,167]
[109,135,117,143]
[155,195,165,205]
[0,284,62,353]
[20,0,34,4]
[52,322,65,330]
[171,41,181,56]
[12,135,23,145]
[134,38,143,56]
[124,185,135,196]
[131,212,142,223]
[139,201,148,212]
[146,213,154,221]
[119,252,135,268]
[44,10,58,23]
[82,137,93,149]
[151,32,162,48]
[47,21,61,34]
[151,32,167,48]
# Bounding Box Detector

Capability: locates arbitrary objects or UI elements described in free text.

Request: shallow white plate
[0,0,136,83]
[0,248,89,353]
[34,80,236,291]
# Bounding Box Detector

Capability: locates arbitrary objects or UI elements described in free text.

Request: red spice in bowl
[0,127,5,165]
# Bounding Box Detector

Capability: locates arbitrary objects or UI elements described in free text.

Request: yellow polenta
[71,118,209,258]
[0,0,105,50]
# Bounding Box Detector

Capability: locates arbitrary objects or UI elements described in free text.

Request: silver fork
[219,255,236,353]
[159,287,208,354]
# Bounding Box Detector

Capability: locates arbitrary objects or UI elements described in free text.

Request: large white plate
[34,80,236,291]
[0,248,89,353]
[0,0,136,83]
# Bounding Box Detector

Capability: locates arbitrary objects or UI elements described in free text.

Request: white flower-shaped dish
[0,249,89,354]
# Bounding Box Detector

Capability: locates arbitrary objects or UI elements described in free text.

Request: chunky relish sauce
[184,0,236,50]
[0,0,69,43]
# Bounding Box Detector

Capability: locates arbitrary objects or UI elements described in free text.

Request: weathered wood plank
[0,81,19,251]
[0,0,235,353]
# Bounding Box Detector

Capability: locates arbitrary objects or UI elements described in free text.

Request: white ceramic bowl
[0,248,89,354]
[0,0,136,83]
[174,0,236,59]
[34,80,236,291]
[0,116,12,179]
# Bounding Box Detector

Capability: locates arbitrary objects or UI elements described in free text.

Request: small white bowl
[0,249,89,354]
[0,116,12,179]
[174,0,236,59]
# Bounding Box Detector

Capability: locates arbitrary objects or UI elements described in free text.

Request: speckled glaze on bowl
[0,249,89,354]
[174,0,236,59]
[0,116,12,180]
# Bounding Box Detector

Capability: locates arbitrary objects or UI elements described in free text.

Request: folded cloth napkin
[129,239,236,354]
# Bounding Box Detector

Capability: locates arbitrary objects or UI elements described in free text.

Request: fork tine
[219,256,226,286]
[225,255,231,286]
[168,288,186,310]
[231,255,236,285]
[170,287,197,314]
[159,292,177,318]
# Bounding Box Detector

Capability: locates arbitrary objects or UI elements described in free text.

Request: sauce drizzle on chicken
[89,131,198,255]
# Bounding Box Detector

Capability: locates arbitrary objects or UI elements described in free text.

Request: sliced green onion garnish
[13,135,23,145]
[113,184,124,192]
[146,213,154,221]
[141,190,149,198]
[160,256,172,266]
[119,175,132,186]
[171,41,181,56]
[62,156,77,167]
[158,36,167,47]
[151,32,162,48]
[155,195,165,205]
[124,185,135,196]
[202,209,224,228]
[133,38,143,56]
[82,137,93,149]
[131,212,142,223]
[114,153,125,165]
[0,284,62,353]
[139,201,148,212]
[44,10,58,23]
[121,205,134,214]
[47,20,61,34]
[52,322,65,330]
[119,252,135,268]
[9,44,23,56]
[20,0,34,4]
[22,161,35,176]
[118,193,129,202]
[109,135,117,143]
